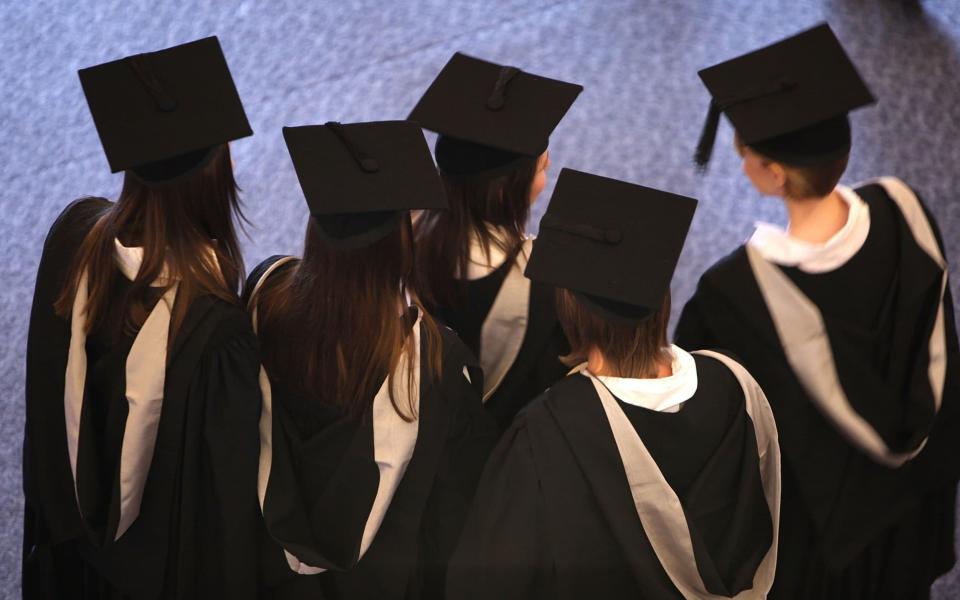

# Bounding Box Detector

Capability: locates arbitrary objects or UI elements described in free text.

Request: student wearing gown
[447,168,781,600]
[22,38,262,599]
[408,53,583,429]
[676,23,960,599]
[248,121,499,599]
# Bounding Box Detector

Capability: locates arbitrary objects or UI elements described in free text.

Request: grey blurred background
[2,0,959,597]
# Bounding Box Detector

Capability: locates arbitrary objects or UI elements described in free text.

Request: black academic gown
[429,243,569,430]
[446,353,777,599]
[675,180,960,599]
[22,198,263,599]
[246,257,499,600]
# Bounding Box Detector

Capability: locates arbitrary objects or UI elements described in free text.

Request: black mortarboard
[283,121,447,248]
[694,23,875,169]
[79,36,252,183]
[525,168,697,322]
[408,53,582,179]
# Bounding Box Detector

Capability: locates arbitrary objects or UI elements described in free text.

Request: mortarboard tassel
[325,121,380,173]
[486,66,521,111]
[694,100,721,172]
[127,53,178,113]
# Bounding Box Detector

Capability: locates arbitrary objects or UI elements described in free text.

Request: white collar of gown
[748,185,871,273]
[597,345,699,414]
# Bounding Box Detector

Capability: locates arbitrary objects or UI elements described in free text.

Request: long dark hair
[254,215,443,421]
[55,144,245,342]
[556,288,672,378]
[414,158,539,306]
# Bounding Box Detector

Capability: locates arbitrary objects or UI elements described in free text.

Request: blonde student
[677,23,960,599]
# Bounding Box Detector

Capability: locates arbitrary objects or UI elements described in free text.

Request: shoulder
[202,300,258,356]
[854,177,933,227]
[431,322,483,395]
[690,349,767,404]
[686,245,758,310]
[856,177,947,253]
[435,322,476,366]
[43,197,112,252]
[691,350,750,388]
[519,374,593,420]
[699,245,751,287]
[241,255,299,306]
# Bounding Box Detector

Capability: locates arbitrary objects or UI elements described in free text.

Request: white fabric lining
[576,352,780,599]
[746,176,947,467]
[478,238,533,402]
[748,184,871,274]
[247,257,422,575]
[597,345,698,413]
[64,238,183,541]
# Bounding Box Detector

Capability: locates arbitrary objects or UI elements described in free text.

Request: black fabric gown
[246,257,499,600]
[675,180,960,599]
[428,245,570,430]
[22,198,263,599]
[446,353,776,599]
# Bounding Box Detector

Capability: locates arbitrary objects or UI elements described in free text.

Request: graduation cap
[78,36,252,183]
[694,23,875,169]
[525,168,697,322]
[408,52,583,179]
[283,120,447,248]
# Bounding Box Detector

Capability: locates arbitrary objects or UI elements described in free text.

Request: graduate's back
[249,121,497,600]
[678,23,960,599]
[448,168,780,600]
[23,36,262,599]
[447,351,779,600]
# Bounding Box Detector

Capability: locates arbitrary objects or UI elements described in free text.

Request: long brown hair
[556,288,672,378]
[414,158,538,306]
[55,144,245,342]
[254,215,443,421]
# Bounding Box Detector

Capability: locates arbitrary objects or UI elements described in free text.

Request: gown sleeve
[182,312,263,598]
[418,353,498,597]
[445,417,552,600]
[909,190,960,488]
[23,198,110,591]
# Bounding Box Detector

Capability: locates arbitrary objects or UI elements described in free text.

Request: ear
[766,160,789,192]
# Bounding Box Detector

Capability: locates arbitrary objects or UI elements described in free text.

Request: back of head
[408,52,582,308]
[694,23,874,173]
[57,143,244,342]
[415,156,538,307]
[524,168,697,377]
[64,35,253,341]
[556,288,672,378]
[734,126,851,200]
[258,215,441,421]
[257,120,447,421]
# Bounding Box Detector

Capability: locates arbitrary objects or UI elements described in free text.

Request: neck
[783,188,848,244]
[587,347,672,379]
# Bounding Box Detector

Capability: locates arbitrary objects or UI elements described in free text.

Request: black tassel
[325,121,380,173]
[486,66,521,111]
[694,100,721,172]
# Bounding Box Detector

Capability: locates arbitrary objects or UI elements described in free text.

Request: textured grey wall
[3,0,959,597]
